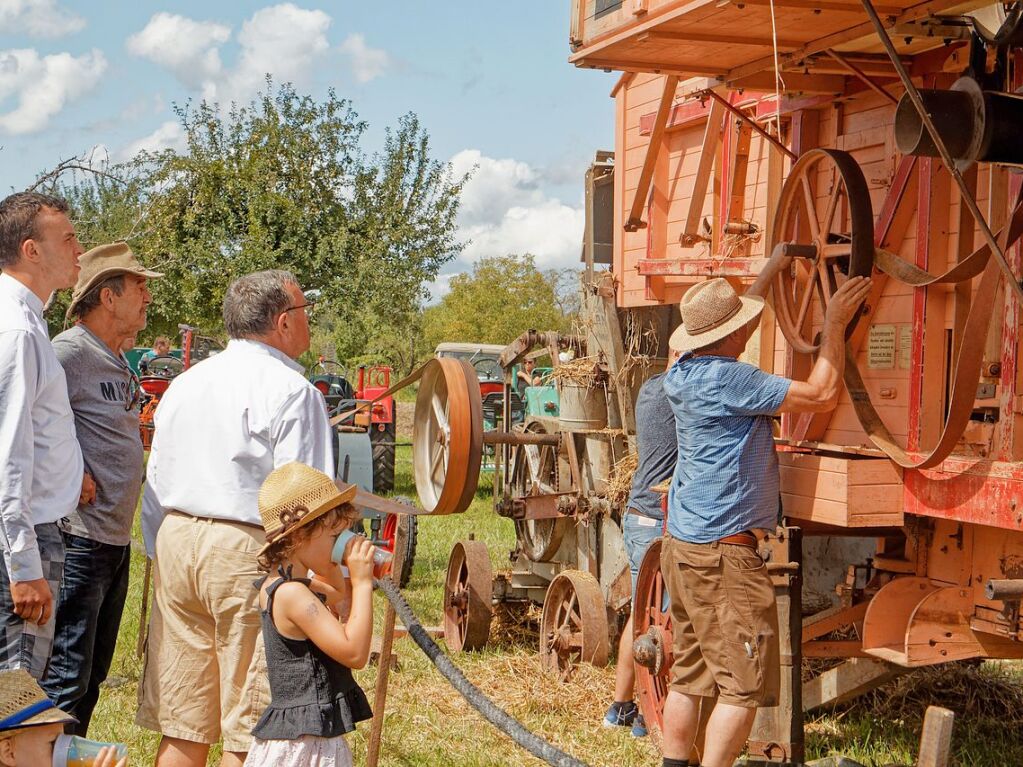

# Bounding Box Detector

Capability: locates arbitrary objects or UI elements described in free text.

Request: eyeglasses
[282,302,316,319]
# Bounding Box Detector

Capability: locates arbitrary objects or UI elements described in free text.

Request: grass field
[89,410,1022,766]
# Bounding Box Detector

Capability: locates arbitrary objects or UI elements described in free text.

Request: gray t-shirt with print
[52,325,144,546]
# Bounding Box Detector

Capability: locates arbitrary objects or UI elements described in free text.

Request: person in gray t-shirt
[41,242,161,733]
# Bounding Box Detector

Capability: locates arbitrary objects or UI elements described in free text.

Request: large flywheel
[769,148,874,355]
[510,421,569,562]
[632,539,672,747]
[412,358,483,515]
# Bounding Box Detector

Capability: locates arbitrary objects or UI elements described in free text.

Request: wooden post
[625,75,679,232]
[916,706,955,767]
[680,97,725,247]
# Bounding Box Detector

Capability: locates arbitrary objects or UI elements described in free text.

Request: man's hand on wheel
[825,276,872,328]
[10,579,53,626]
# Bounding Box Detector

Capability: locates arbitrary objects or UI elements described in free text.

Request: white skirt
[243,734,353,767]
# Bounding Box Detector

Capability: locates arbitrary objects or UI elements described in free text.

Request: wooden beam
[802,658,901,711]
[727,121,754,223]
[637,257,768,277]
[680,96,725,246]
[703,89,797,161]
[727,0,904,14]
[626,75,679,232]
[579,57,728,77]
[638,29,804,48]
[730,71,846,95]
[916,707,955,767]
[824,49,899,103]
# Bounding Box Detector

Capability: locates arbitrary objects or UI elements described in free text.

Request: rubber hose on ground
[375,577,592,767]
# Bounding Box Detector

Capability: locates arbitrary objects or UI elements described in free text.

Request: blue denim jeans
[0,522,65,679]
[40,533,130,734]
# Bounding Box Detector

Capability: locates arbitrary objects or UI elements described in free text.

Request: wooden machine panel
[779,452,903,526]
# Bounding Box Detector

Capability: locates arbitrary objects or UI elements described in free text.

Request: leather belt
[717,531,758,549]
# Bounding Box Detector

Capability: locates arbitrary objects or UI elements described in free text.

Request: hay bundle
[605,452,638,509]
[550,356,607,389]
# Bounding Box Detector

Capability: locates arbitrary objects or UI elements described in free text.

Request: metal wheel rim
[413,359,483,514]
[633,539,672,748]
[443,540,493,652]
[539,570,609,681]
[511,421,568,562]
[770,148,874,355]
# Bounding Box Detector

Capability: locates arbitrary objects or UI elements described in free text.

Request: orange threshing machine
[565,0,1023,759]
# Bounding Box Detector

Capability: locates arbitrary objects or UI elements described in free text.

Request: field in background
[89,405,1023,765]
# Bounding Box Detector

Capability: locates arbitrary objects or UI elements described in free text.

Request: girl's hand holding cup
[331,529,393,583]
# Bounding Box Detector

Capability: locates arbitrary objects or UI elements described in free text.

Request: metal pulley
[895,76,1023,169]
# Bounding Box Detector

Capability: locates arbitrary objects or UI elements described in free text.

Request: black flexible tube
[375,577,592,767]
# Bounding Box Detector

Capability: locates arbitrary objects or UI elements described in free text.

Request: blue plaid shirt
[663,353,791,543]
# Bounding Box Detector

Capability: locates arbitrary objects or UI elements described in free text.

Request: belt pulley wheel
[413,358,483,515]
[511,421,568,562]
[443,540,493,653]
[539,570,609,681]
[769,148,874,355]
[633,539,672,749]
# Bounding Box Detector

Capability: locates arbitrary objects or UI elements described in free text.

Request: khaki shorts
[660,535,780,708]
[137,513,269,752]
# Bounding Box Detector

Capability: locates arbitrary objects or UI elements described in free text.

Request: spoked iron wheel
[769,148,874,355]
[511,421,568,562]
[539,570,609,681]
[443,540,493,653]
[413,359,483,514]
[633,539,672,748]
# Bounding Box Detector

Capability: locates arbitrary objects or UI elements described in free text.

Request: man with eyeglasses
[41,242,161,731]
[138,269,333,767]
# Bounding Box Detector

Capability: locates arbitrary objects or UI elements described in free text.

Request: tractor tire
[385,496,418,588]
[370,421,396,495]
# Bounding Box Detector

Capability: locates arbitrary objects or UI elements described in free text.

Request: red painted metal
[999,174,1023,461]
[636,257,767,276]
[356,365,394,425]
[904,461,1023,532]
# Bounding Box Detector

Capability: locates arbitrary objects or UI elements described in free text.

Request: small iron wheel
[769,148,874,355]
[539,570,609,680]
[632,539,673,748]
[511,420,569,562]
[413,358,484,514]
[443,540,493,653]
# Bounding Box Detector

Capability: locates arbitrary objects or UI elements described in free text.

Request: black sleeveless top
[251,569,372,740]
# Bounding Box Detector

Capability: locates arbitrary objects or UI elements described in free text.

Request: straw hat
[258,463,357,555]
[0,669,76,735]
[668,278,764,352]
[66,242,163,319]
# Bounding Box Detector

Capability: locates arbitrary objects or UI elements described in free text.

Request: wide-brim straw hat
[0,669,76,736]
[668,277,765,352]
[258,463,357,556]
[66,241,163,319]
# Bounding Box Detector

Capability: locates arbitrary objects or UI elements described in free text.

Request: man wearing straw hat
[0,192,89,682]
[40,242,162,733]
[658,274,871,767]
[138,269,334,767]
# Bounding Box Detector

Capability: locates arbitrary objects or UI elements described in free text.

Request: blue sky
[0,1,616,293]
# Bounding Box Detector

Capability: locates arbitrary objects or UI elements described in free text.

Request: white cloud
[117,120,186,161]
[429,150,584,300]
[126,13,230,89]
[339,33,390,84]
[0,0,85,39]
[0,48,106,134]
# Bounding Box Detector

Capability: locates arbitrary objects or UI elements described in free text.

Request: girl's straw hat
[0,669,76,735]
[258,463,357,556]
[668,278,765,352]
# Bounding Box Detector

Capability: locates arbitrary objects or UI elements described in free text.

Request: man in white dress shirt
[0,192,86,679]
[137,269,334,767]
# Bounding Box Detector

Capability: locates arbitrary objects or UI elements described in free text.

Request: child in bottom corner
[244,462,376,767]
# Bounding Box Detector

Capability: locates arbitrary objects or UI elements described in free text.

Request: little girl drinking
[244,462,376,767]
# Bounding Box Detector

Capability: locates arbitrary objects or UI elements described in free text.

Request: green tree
[423,255,578,351]
[46,81,467,358]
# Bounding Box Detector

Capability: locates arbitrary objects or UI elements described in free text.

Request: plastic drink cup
[331,529,393,578]
[53,734,128,767]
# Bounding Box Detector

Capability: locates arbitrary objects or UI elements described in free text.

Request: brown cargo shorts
[660,535,780,707]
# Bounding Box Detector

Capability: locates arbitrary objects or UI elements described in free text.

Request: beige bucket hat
[258,463,357,556]
[0,669,76,736]
[668,278,764,352]
[66,241,163,319]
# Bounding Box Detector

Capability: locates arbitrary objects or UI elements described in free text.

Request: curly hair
[258,502,360,572]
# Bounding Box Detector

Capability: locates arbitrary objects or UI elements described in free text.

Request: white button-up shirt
[141,338,334,556]
[0,273,83,581]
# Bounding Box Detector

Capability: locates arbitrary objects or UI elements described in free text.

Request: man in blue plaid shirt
[659,273,870,767]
